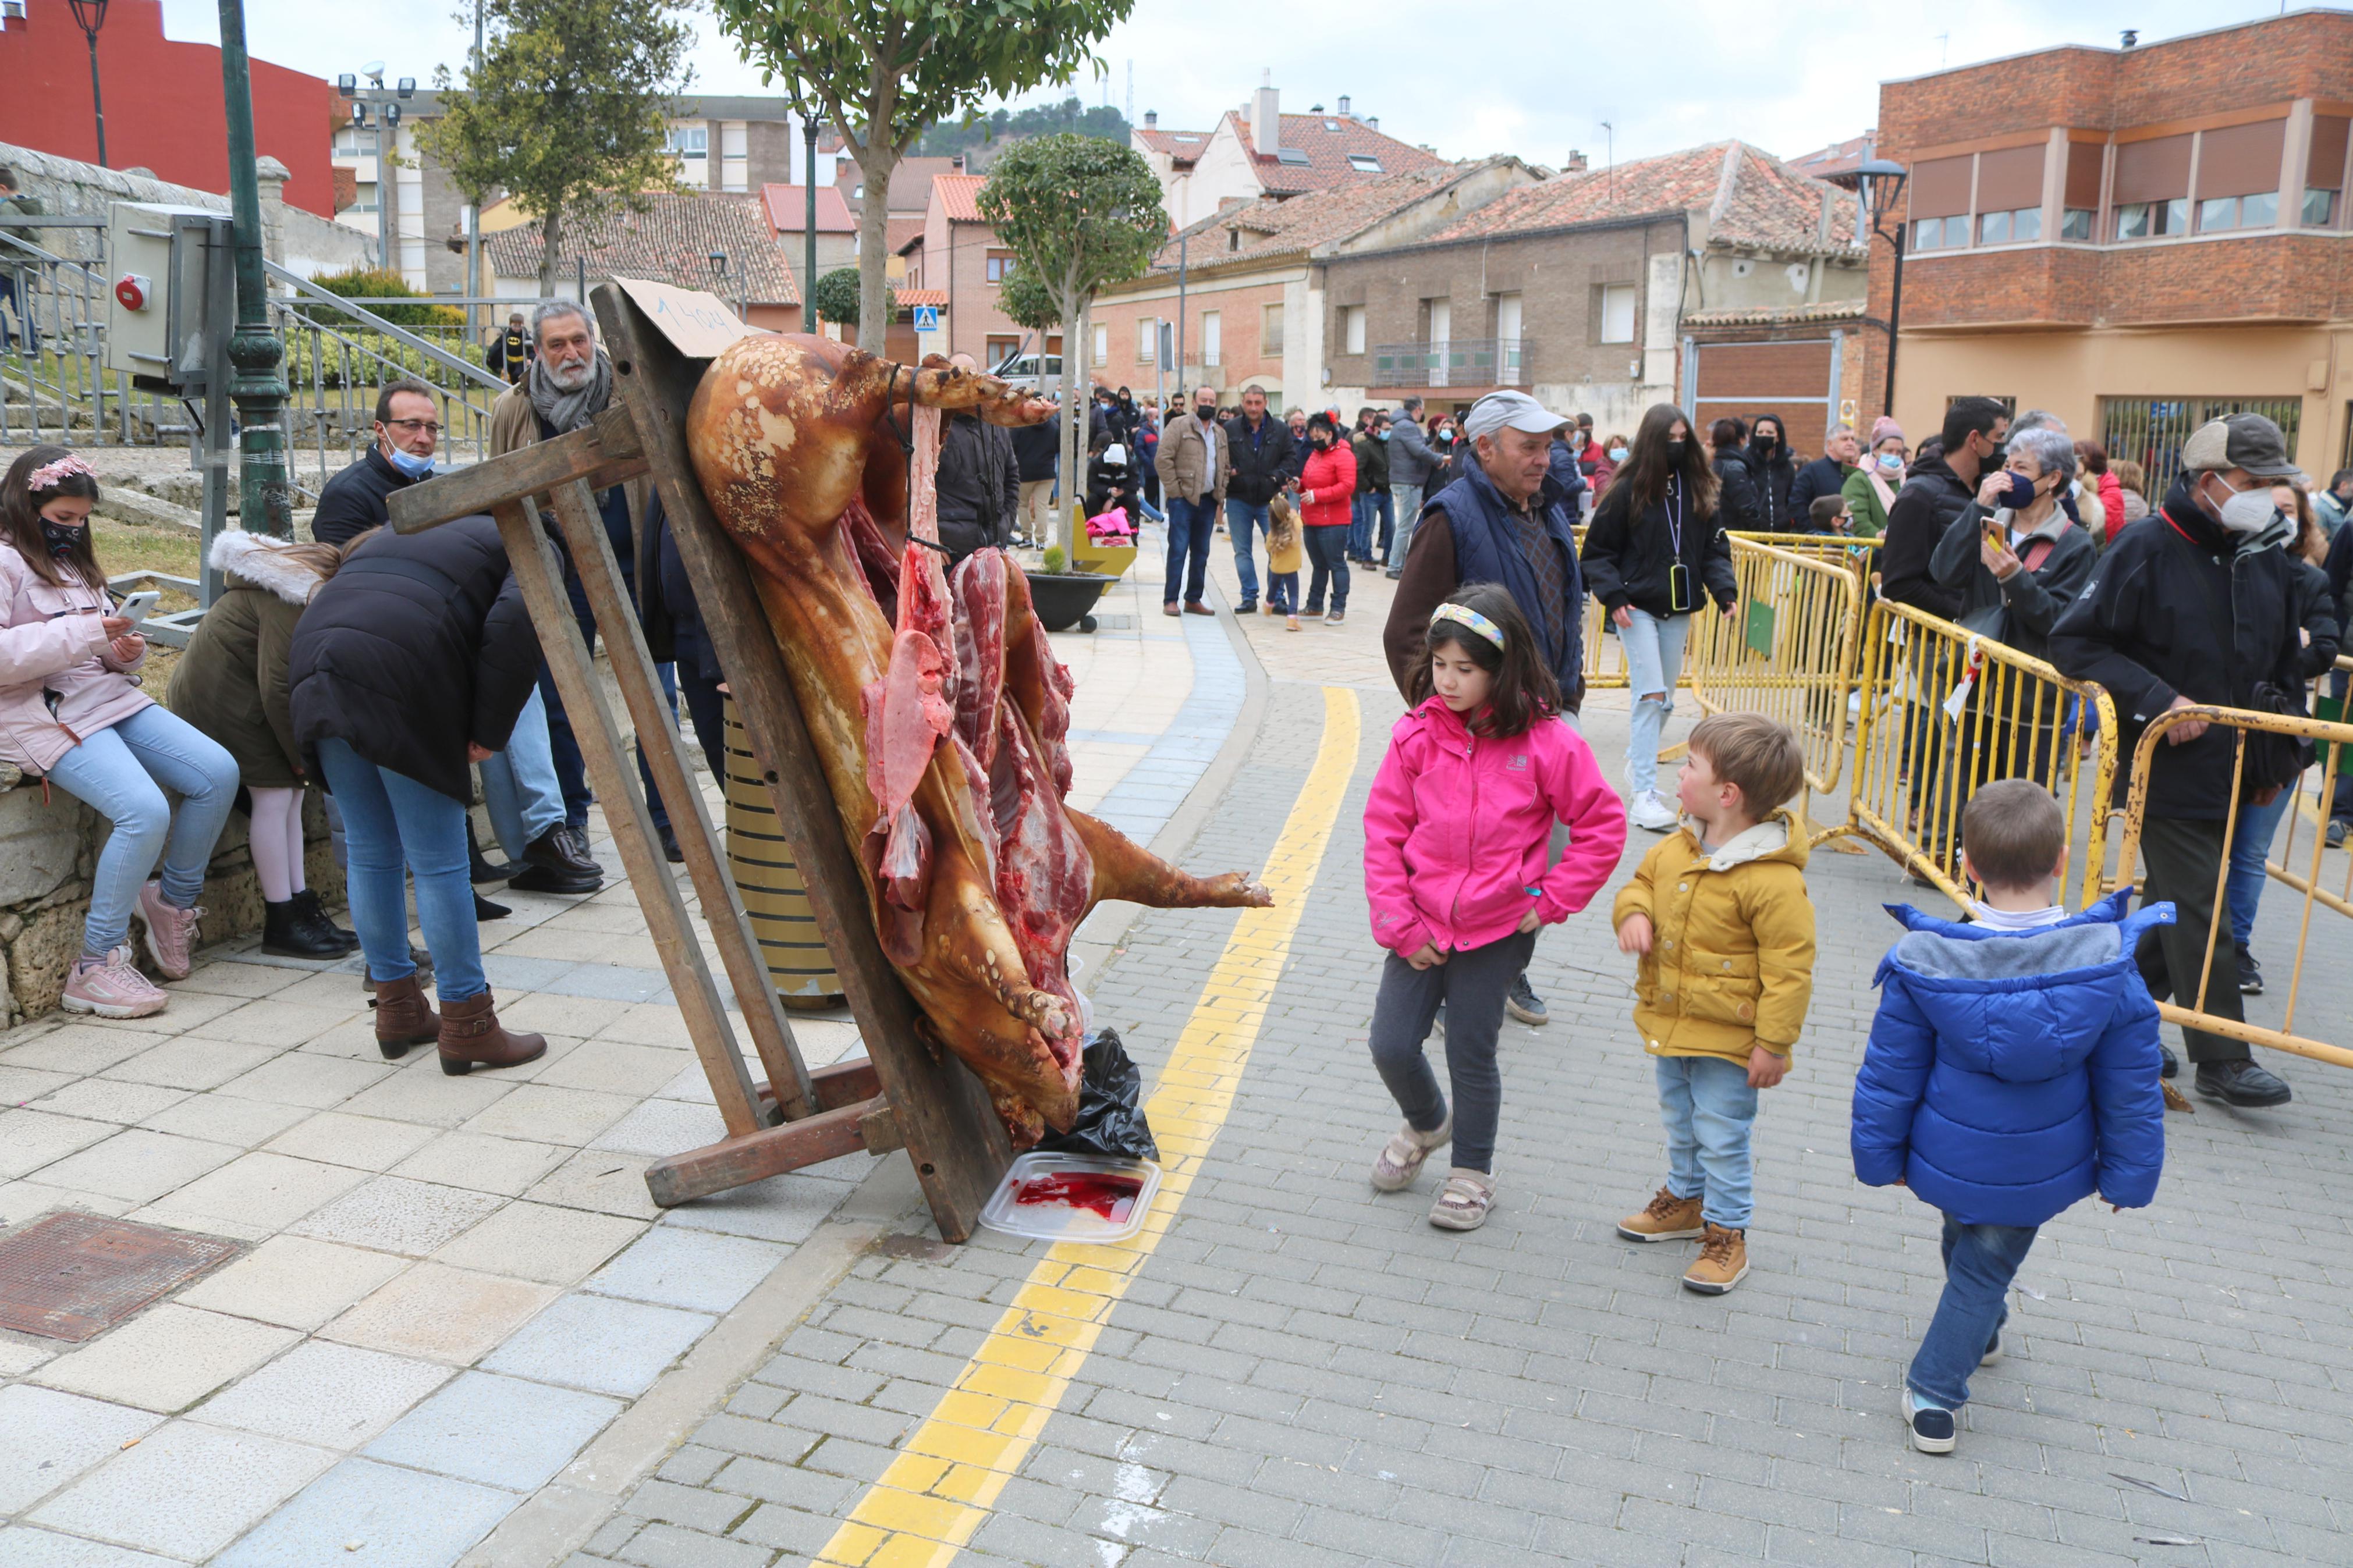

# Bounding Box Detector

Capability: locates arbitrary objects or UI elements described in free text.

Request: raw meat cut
[686,336,1269,1137]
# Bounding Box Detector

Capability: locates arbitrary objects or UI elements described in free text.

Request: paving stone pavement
[565,670,2353,1568]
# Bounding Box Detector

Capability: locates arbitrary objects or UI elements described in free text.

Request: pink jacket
[0,542,151,773]
[1363,696,1627,957]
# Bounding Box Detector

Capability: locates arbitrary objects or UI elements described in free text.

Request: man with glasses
[313,378,444,547]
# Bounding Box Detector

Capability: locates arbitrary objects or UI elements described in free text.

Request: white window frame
[1341,304,1365,355]
[1598,284,1637,345]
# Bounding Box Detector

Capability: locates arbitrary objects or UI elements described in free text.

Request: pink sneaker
[137,881,201,981]
[61,947,169,1019]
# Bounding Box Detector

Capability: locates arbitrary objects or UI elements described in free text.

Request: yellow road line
[812,686,1362,1567]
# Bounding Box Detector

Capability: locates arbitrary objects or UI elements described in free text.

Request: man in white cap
[2052,411,2312,1110]
[1383,388,1587,1027]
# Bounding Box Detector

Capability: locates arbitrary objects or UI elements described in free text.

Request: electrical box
[104,204,232,391]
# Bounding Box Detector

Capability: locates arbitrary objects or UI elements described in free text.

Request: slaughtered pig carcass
[686,336,1269,1143]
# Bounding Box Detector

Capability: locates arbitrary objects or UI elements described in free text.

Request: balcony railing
[1370,337,1527,389]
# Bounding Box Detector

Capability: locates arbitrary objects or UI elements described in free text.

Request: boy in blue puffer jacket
[1854,779,2167,1456]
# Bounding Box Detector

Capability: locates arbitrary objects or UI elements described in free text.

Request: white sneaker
[60,947,169,1019]
[1630,791,1678,833]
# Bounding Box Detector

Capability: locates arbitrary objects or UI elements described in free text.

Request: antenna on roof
[1126,60,1134,125]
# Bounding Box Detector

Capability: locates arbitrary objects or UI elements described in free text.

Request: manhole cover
[0,1213,241,1342]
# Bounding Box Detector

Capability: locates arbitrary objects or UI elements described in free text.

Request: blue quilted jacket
[1852,890,2169,1227]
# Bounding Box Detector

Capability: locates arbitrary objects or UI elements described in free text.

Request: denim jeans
[1908,1215,2038,1411]
[1652,1054,1757,1228]
[1368,929,1538,1174]
[1387,483,1424,571]
[1369,488,1395,559]
[478,685,567,860]
[1162,495,1215,606]
[1621,609,1691,800]
[1348,493,1375,560]
[2227,787,2295,947]
[45,706,240,957]
[1303,526,1350,614]
[1225,499,1273,605]
[1266,571,1298,615]
[317,738,487,1002]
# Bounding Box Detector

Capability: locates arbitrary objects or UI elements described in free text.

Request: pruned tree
[811,266,893,333]
[978,134,1167,552]
[420,0,693,296]
[711,0,1137,350]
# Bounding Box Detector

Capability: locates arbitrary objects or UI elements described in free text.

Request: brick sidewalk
[566,677,2353,1568]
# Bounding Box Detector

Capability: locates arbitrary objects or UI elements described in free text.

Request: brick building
[482,190,800,330]
[1087,158,1535,414]
[1132,83,1447,231]
[1320,142,1864,449]
[1865,10,2353,493]
[897,172,1035,370]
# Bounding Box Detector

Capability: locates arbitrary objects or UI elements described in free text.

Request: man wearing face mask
[1155,385,1229,616]
[313,380,444,547]
[2050,414,2311,1109]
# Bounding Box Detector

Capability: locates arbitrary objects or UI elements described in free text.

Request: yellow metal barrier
[2114,704,2353,1071]
[1573,528,1869,695]
[1844,600,2117,910]
[1683,539,1865,799]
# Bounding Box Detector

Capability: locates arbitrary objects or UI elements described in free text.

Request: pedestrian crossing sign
[913,305,940,331]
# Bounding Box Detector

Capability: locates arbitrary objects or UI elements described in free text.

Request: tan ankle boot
[370,974,441,1061]
[436,989,546,1076]
[1683,1224,1749,1295]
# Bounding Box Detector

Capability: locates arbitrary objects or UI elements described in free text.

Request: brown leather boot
[437,989,546,1076]
[370,974,441,1062]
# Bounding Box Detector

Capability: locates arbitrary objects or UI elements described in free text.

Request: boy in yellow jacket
[1612,713,1816,1293]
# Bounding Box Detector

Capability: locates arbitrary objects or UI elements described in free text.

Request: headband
[1429,602,1505,650]
[26,454,94,493]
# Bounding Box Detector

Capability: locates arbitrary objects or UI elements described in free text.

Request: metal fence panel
[2100,394,2305,502]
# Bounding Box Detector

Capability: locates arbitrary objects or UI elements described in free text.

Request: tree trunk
[534,203,564,298]
[854,137,896,350]
[1060,295,1085,559]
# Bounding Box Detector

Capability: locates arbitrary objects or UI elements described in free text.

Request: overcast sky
[163,0,2330,167]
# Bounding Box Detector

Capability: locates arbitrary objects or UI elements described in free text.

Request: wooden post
[542,477,816,1119]
[484,499,769,1142]
[590,285,1010,1241]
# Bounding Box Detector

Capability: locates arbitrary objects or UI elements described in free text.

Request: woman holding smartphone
[1579,406,1738,832]
[0,447,240,1018]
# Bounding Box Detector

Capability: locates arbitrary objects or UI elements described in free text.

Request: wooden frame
[384,285,1009,1240]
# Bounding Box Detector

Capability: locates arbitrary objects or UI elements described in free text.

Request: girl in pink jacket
[1362,584,1627,1231]
[1,448,240,1019]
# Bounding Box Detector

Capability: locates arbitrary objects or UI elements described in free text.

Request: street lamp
[68,0,108,167]
[1855,157,1910,419]
[340,67,413,277]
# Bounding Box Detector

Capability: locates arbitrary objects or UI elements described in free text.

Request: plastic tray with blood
[976,1152,1163,1245]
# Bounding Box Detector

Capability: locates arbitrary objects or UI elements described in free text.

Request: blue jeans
[1162,495,1215,606]
[1908,1215,2038,1411]
[1622,609,1692,800]
[1348,493,1374,560]
[1653,1054,1757,1228]
[2227,787,2295,947]
[1225,499,1272,606]
[478,685,567,859]
[1267,571,1298,614]
[1387,483,1424,573]
[317,738,486,1003]
[1304,526,1350,614]
[45,706,240,957]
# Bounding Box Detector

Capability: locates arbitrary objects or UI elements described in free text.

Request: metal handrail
[264,260,505,390]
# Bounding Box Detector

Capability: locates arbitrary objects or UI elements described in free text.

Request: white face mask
[2203,474,2277,534]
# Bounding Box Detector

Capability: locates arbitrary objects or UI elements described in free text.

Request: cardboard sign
[612,277,757,360]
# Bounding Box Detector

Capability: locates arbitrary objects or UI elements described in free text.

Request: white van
[991,351,1063,392]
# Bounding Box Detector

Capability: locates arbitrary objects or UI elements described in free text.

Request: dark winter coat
[1926,499,2099,664]
[311,446,426,549]
[1418,457,1585,703]
[1010,421,1060,483]
[289,514,541,803]
[2049,478,2311,819]
[934,413,1018,562]
[1223,413,1298,506]
[1386,415,1440,490]
[166,532,325,789]
[1878,453,1976,620]
[1579,471,1737,620]
[1354,429,1390,492]
[1710,451,1766,533]
[1787,454,1852,531]
[1742,428,1795,528]
[1854,892,2168,1228]
[1545,438,1587,514]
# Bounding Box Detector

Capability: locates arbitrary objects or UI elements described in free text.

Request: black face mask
[1753,433,1777,453]
[1196,406,1216,422]
[1985,439,2008,470]
[38,518,86,559]
[1665,438,1687,461]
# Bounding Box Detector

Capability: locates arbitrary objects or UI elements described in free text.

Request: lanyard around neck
[1662,472,1684,556]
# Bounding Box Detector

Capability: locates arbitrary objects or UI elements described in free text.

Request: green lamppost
[215,0,294,536]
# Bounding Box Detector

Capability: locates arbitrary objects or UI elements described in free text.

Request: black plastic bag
[1034,1029,1158,1162]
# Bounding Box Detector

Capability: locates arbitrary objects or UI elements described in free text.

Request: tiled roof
[1236,112,1449,197]
[886,217,927,256]
[1134,126,1214,165]
[1681,300,1868,328]
[759,183,857,235]
[1426,141,1860,256]
[1786,133,1876,185]
[483,191,798,304]
[1143,159,1504,273]
[897,289,947,308]
[934,173,988,223]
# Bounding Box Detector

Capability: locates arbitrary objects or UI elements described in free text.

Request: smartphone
[115,589,161,625]
[1666,561,1694,613]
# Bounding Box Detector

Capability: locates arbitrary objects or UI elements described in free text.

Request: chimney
[1565,149,1588,173]
[1337,95,1351,117]
[1253,77,1279,157]
[1367,116,1379,131]
[1144,110,1158,129]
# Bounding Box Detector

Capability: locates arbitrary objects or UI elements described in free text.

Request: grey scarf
[526,350,613,435]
